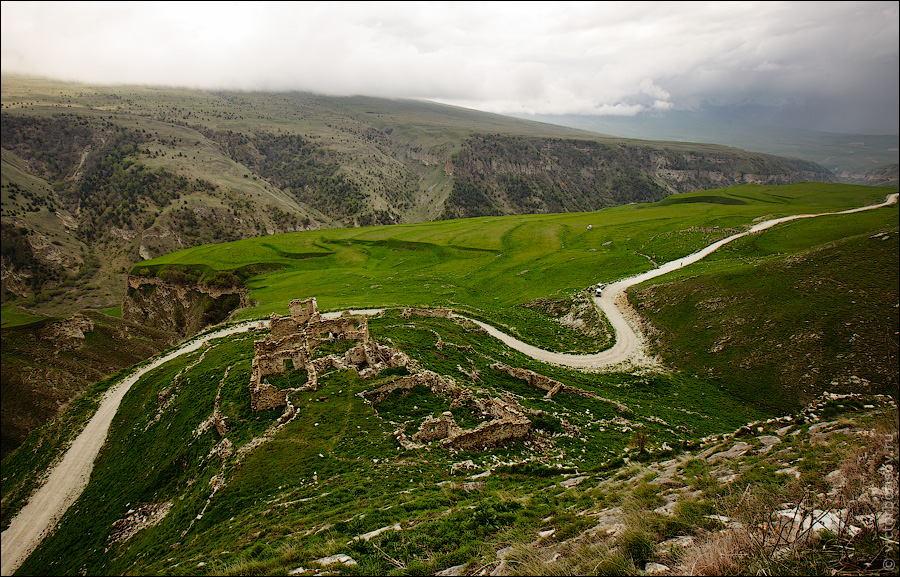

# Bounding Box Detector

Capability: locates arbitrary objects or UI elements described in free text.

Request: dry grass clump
[503,540,636,576]
[675,530,744,576]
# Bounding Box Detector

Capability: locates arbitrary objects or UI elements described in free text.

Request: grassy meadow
[133,182,894,352]
[4,181,898,576]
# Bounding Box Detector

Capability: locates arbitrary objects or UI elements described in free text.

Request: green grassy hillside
[3,181,897,576]
[7,313,770,575]
[629,203,899,412]
[2,75,833,319]
[5,306,896,576]
[131,183,893,352]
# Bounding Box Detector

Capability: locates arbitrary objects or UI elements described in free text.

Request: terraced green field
[134,183,894,352]
[4,181,897,577]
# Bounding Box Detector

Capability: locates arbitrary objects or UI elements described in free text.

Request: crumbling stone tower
[249,297,369,411]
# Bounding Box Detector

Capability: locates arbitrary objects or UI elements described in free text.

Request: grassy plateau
[2,181,897,576]
[130,182,893,353]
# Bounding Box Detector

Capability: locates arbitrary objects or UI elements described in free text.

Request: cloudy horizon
[2,1,898,135]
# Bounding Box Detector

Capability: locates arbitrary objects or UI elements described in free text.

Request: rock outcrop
[37,313,95,352]
[122,275,249,336]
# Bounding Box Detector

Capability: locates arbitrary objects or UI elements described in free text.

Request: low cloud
[1,1,897,134]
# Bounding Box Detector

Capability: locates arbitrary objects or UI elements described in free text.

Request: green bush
[618,529,654,566]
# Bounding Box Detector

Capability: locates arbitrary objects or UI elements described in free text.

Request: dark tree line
[202,129,366,220]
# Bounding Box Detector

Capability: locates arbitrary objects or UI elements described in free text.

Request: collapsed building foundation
[249,297,410,411]
[360,369,532,451]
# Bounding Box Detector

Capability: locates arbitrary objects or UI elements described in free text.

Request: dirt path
[2,193,895,575]
[463,192,899,369]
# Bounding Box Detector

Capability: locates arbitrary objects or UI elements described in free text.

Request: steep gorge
[121,275,249,337]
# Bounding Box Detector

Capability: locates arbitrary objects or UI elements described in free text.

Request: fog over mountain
[2,1,897,135]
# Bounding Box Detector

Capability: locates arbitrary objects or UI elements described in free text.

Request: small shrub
[630,429,650,453]
[618,529,654,566]
[631,482,665,509]
[530,413,564,435]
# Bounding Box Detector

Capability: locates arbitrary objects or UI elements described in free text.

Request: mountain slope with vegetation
[3,313,896,576]
[1,183,893,480]
[0,309,177,459]
[2,75,833,319]
[2,182,896,576]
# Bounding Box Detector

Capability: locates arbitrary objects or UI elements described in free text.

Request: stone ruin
[491,362,631,413]
[400,307,452,319]
[250,297,377,411]
[360,369,532,451]
[491,362,564,398]
[248,298,539,451]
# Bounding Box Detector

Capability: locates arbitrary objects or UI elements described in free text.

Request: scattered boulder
[313,553,357,567]
[645,562,670,575]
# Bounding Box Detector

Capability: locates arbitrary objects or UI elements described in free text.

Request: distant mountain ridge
[2,75,833,317]
[510,109,899,185]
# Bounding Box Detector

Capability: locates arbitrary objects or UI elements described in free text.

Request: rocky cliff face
[122,276,249,336]
[441,135,836,219]
[835,163,899,188]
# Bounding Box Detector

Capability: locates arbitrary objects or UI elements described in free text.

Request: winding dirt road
[1,193,895,575]
[464,192,898,369]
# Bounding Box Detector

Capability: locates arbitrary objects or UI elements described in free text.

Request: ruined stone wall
[250,381,288,412]
[310,355,344,375]
[557,385,631,414]
[307,316,369,343]
[412,412,462,443]
[344,342,410,377]
[401,307,452,319]
[248,299,384,412]
[491,362,562,394]
[446,419,531,450]
[363,370,458,405]
[375,380,533,451]
[289,297,320,324]
[252,338,309,379]
[270,314,301,340]
[491,362,630,412]
[472,395,526,422]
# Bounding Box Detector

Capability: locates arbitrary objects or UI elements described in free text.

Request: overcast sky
[2,1,898,135]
